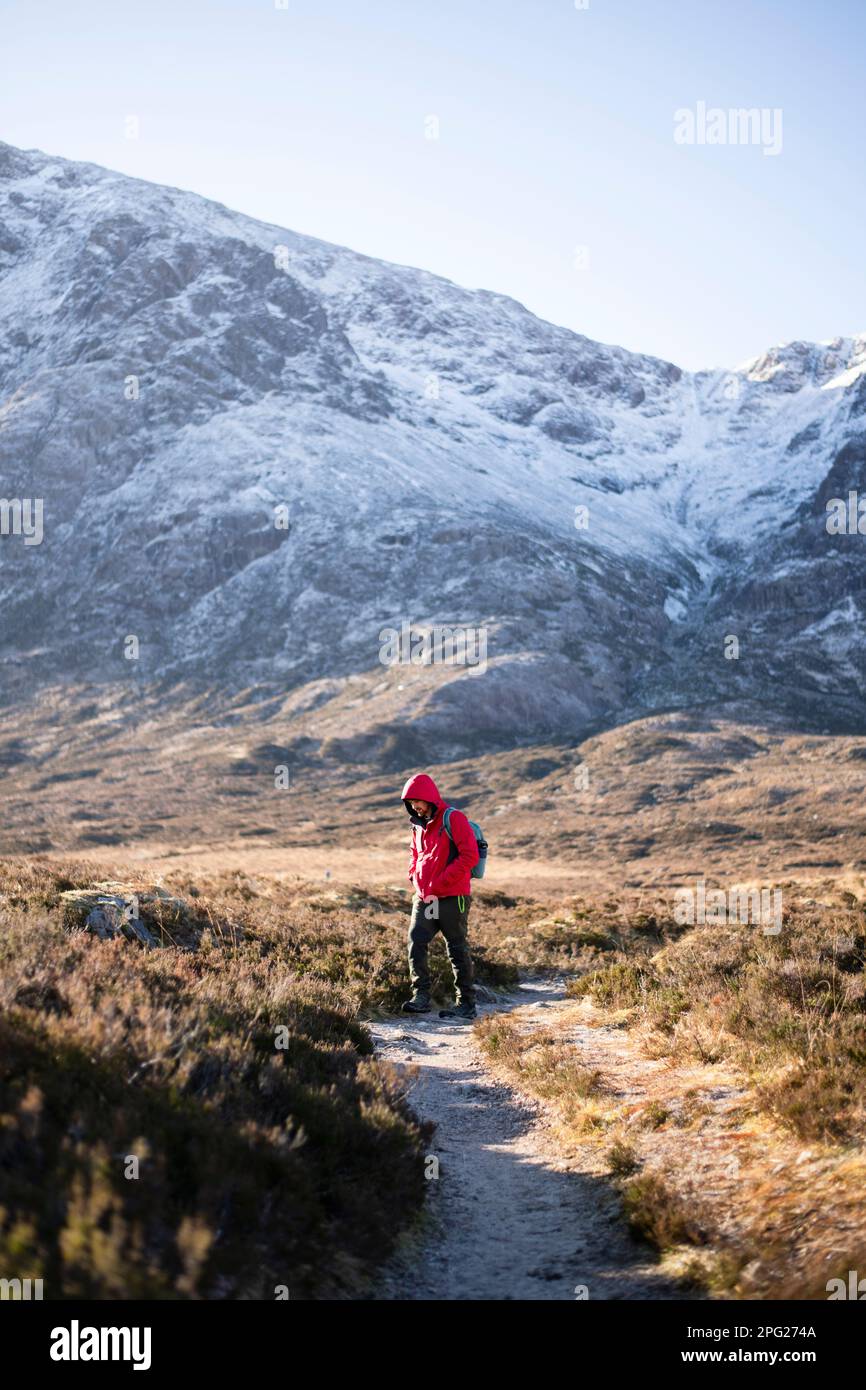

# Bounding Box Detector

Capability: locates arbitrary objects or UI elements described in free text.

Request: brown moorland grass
[8,850,864,1301]
[0,857,440,1299]
[476,884,866,1297]
[475,1015,608,1134]
[0,856,687,1298]
[570,889,866,1143]
[5,859,639,1298]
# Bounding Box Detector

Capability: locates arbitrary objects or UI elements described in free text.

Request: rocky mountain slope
[1,140,864,763]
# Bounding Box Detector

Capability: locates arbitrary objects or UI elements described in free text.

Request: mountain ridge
[1,140,865,760]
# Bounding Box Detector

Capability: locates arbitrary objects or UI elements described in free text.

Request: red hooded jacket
[401,772,479,900]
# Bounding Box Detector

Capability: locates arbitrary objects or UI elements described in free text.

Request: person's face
[408,799,433,818]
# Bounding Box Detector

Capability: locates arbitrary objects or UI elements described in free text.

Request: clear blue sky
[2,0,863,369]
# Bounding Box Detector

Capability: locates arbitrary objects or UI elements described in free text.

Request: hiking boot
[438,1001,477,1021]
[401,994,432,1014]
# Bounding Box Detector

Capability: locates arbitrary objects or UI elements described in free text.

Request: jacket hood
[401,773,445,824]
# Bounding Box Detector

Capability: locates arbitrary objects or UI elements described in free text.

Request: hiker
[400,772,480,1021]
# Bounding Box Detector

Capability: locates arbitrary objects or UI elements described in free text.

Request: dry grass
[6,845,866,1302]
[0,857,438,1299]
[571,889,866,1142]
[620,1172,709,1250]
[1,856,604,1299]
[477,883,866,1298]
[570,890,866,1295]
[476,1015,608,1134]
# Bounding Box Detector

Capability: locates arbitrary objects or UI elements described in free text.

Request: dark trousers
[408,894,475,1005]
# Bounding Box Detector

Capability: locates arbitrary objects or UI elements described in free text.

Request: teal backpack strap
[441,806,460,868]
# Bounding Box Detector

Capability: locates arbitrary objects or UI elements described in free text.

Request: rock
[82,906,120,940]
[80,894,158,947]
[61,881,197,949]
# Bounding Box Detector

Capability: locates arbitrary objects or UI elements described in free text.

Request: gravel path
[369,982,685,1301]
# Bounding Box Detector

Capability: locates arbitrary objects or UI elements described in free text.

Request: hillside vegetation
[2,857,584,1298]
[0,860,435,1299]
[478,883,866,1297]
[3,856,864,1299]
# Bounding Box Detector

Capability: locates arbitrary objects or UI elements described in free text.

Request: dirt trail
[369,982,685,1301]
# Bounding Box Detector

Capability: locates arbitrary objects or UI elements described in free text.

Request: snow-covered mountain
[1,140,864,761]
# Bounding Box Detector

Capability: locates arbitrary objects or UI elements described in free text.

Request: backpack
[442,806,488,880]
